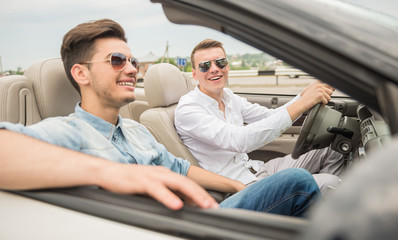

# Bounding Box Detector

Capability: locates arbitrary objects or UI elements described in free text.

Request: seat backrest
[22,58,81,122]
[140,63,199,166]
[119,87,150,122]
[0,58,79,125]
[0,74,39,125]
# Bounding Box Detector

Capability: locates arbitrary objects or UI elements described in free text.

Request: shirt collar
[74,103,123,139]
[194,85,230,107]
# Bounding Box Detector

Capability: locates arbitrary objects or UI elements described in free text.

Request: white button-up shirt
[175,86,300,184]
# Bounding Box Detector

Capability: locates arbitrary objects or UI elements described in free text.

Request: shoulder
[121,118,141,127]
[179,89,200,104]
[37,115,85,133]
[176,90,203,113]
[223,88,246,103]
[223,88,234,95]
[223,88,240,100]
[40,114,83,127]
[121,118,150,133]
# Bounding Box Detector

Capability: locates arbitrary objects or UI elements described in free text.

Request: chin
[122,96,136,104]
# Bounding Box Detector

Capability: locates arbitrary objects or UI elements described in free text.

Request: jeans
[219,168,321,217]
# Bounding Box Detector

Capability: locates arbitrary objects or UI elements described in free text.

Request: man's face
[192,47,229,98]
[84,38,138,109]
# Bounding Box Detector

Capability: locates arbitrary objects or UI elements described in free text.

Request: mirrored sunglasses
[198,57,228,72]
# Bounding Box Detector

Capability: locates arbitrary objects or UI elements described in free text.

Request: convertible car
[1,0,397,239]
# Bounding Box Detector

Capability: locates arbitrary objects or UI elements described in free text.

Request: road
[227,75,347,96]
[228,75,314,94]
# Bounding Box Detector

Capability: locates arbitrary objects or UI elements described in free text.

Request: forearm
[286,99,309,122]
[287,80,334,121]
[177,103,291,153]
[0,130,219,210]
[186,165,245,193]
[0,130,103,190]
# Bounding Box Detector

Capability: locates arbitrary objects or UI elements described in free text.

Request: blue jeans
[219,168,321,217]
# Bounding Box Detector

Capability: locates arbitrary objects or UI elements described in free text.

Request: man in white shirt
[175,39,345,195]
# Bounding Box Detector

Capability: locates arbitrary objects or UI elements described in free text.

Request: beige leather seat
[0,58,148,125]
[25,58,81,122]
[0,58,79,125]
[140,63,199,166]
[140,63,228,202]
[119,87,150,122]
[0,74,37,125]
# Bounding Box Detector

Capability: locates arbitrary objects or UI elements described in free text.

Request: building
[137,52,158,80]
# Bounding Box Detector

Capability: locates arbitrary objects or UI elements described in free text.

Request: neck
[198,85,224,112]
[80,101,120,125]
[199,85,223,102]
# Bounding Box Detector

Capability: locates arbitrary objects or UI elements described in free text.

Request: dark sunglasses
[198,57,228,72]
[81,52,139,72]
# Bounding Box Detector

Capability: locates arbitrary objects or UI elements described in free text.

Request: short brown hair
[60,18,127,94]
[190,39,226,69]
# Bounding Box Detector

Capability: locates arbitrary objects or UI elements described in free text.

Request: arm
[186,165,246,193]
[0,130,218,210]
[175,98,292,153]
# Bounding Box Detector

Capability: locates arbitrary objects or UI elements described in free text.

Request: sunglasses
[81,52,139,72]
[198,57,228,72]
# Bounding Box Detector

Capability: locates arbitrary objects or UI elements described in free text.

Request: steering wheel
[291,103,322,159]
[291,102,343,159]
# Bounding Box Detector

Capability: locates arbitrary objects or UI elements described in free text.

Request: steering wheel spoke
[292,103,342,159]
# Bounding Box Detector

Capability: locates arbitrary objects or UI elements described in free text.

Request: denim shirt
[0,104,190,175]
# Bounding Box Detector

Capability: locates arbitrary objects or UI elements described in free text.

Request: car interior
[0,56,376,179]
[0,49,393,239]
[0,57,313,163]
[0,59,312,240]
[1,0,397,238]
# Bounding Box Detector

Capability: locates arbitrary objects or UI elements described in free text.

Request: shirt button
[234,157,241,164]
[244,162,250,168]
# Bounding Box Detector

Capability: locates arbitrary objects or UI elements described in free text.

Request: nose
[124,60,138,74]
[208,61,219,73]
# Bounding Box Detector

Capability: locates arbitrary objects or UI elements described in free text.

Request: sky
[0,0,260,71]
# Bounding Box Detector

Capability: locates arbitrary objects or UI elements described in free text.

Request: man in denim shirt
[0,19,320,216]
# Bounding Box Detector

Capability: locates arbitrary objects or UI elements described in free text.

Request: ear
[71,64,90,86]
[192,68,198,81]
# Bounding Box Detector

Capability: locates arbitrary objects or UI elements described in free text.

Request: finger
[146,184,185,210]
[320,94,330,105]
[165,176,219,209]
[323,86,334,96]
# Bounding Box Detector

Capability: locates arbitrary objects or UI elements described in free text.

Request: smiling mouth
[117,81,135,87]
[209,76,221,81]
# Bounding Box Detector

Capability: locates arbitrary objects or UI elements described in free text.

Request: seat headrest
[24,58,80,119]
[144,63,194,108]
